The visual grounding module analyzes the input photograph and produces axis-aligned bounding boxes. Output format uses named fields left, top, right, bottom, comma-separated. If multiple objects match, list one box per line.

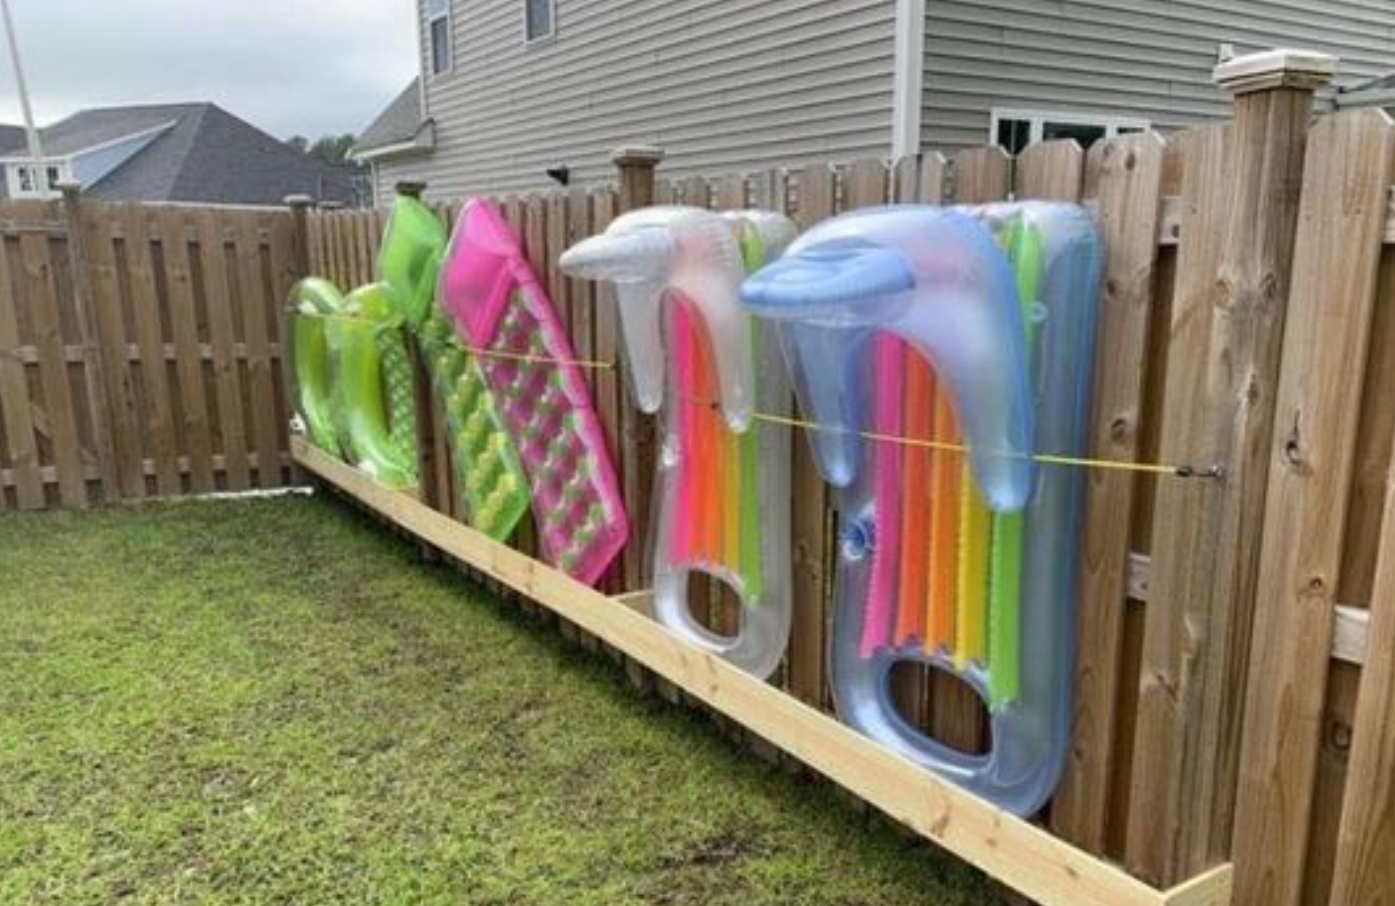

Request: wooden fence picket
left=232, top=213, right=283, bottom=488
left=0, top=230, right=44, bottom=508
left=196, top=209, right=251, bottom=492
left=1015, top=139, right=1086, bottom=202
left=160, top=207, right=217, bottom=493
left=784, top=162, right=835, bottom=710
left=11, top=224, right=83, bottom=507
left=120, top=205, right=182, bottom=496
left=1050, top=131, right=1168, bottom=853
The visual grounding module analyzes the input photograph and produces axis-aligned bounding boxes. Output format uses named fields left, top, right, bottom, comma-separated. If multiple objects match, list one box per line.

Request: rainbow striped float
left=742, top=202, right=1103, bottom=815
left=561, top=208, right=797, bottom=678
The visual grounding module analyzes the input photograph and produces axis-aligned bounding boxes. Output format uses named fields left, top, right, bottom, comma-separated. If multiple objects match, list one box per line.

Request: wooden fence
left=2, top=55, right=1392, bottom=906
left=306, top=75, right=1392, bottom=906
left=0, top=195, right=301, bottom=508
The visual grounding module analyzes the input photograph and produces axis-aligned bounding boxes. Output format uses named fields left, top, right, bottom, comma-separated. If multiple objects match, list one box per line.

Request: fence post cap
left=1214, top=48, right=1337, bottom=95
left=54, top=179, right=82, bottom=195
left=283, top=193, right=315, bottom=208
left=394, top=180, right=427, bottom=199
left=610, top=145, right=665, bottom=167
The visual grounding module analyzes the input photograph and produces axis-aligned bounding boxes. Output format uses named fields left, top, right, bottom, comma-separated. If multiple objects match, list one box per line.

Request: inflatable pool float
left=561, top=206, right=797, bottom=678
left=288, top=276, right=418, bottom=490
left=741, top=202, right=1103, bottom=815
left=287, top=192, right=531, bottom=538
left=381, top=196, right=531, bottom=540
left=439, top=199, right=627, bottom=585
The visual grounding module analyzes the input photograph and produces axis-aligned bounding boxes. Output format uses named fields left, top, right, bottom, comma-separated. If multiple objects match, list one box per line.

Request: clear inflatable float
left=560, top=206, right=798, bottom=679
left=741, top=202, right=1104, bottom=816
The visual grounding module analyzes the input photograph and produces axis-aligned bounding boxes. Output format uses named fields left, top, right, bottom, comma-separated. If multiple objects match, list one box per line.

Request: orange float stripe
left=925, top=386, right=960, bottom=654
left=894, top=352, right=934, bottom=646
left=694, top=324, right=722, bottom=564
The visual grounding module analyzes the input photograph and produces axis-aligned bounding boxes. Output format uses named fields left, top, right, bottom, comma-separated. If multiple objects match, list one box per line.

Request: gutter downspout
left=891, top=0, right=926, bottom=162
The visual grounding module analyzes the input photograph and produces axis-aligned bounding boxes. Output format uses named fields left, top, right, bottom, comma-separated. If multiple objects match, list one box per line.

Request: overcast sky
left=0, top=0, right=419, bottom=140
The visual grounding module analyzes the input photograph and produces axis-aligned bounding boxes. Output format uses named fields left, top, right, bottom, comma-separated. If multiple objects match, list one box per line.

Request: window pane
left=995, top=118, right=1031, bottom=155
left=1042, top=121, right=1107, bottom=148
left=431, top=17, right=450, bottom=74
left=46, top=166, right=61, bottom=186
left=526, top=0, right=552, bottom=39
left=18, top=167, right=34, bottom=192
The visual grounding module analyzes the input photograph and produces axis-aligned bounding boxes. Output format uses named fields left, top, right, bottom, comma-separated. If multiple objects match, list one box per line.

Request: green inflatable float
left=288, top=193, right=530, bottom=540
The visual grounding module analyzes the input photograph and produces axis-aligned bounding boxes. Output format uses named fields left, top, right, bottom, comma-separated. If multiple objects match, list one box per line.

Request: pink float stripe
left=861, top=334, right=905, bottom=657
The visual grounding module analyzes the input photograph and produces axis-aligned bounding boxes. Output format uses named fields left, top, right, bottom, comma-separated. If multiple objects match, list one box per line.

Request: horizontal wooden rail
left=0, top=452, right=290, bottom=490
left=1123, top=554, right=1368, bottom=665
left=294, top=436, right=1232, bottom=906
left=5, top=341, right=282, bottom=366
left=1121, top=187, right=1395, bottom=248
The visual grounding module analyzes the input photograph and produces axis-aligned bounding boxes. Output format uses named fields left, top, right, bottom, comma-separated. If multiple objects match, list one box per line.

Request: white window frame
left=523, top=0, right=556, bottom=44
left=423, top=0, right=453, bottom=79
left=989, top=107, right=1150, bottom=150
left=3, top=158, right=70, bottom=199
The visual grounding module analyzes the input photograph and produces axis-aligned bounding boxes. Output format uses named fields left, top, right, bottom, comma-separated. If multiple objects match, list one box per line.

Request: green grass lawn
left=0, top=495, right=995, bottom=905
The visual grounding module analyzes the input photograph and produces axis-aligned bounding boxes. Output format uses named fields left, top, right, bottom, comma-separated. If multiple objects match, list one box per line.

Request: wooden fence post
left=610, top=146, right=663, bottom=692
left=1125, top=49, right=1336, bottom=884
left=1228, top=108, right=1395, bottom=906
left=285, top=193, right=314, bottom=278
left=613, top=145, right=662, bottom=211
left=282, top=194, right=315, bottom=487
left=57, top=181, right=118, bottom=503
left=609, top=145, right=662, bottom=590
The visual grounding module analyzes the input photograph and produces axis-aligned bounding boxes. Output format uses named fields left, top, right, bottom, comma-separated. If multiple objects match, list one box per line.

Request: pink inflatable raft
left=438, top=199, right=628, bottom=586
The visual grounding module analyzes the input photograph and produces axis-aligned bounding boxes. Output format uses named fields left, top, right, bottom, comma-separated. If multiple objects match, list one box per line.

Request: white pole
left=891, top=0, right=926, bottom=163
left=1, top=0, right=46, bottom=173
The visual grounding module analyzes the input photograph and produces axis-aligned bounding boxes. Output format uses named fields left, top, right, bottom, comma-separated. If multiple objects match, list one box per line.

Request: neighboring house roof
left=0, top=103, right=362, bottom=206
left=19, top=105, right=186, bottom=157
left=0, top=124, right=24, bottom=155
left=352, top=79, right=435, bottom=161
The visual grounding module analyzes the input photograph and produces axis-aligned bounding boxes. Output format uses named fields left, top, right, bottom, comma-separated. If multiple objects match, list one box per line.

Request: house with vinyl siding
left=352, top=0, right=1395, bottom=204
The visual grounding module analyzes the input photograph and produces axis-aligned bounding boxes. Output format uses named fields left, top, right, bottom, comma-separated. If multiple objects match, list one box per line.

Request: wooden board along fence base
left=292, top=436, right=1232, bottom=906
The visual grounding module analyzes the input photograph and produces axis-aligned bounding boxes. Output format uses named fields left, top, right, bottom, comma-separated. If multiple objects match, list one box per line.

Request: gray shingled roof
left=354, top=79, right=427, bottom=154
left=2, top=103, right=361, bottom=206
left=0, top=124, right=24, bottom=155
left=18, top=105, right=188, bottom=156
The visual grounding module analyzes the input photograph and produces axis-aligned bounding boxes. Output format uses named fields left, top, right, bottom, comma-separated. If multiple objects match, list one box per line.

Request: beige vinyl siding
left=405, top=0, right=896, bottom=197
left=922, top=0, right=1395, bottom=150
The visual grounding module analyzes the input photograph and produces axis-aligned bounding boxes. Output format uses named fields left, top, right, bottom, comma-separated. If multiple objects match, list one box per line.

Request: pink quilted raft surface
left=439, top=200, right=628, bottom=586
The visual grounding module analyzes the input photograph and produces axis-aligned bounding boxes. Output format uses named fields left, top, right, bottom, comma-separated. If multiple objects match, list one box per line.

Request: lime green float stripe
left=325, top=315, right=417, bottom=491
left=419, top=308, right=531, bottom=542
left=292, top=313, right=340, bottom=452
left=288, top=278, right=347, bottom=454
left=376, top=326, right=419, bottom=468
left=987, top=219, right=1045, bottom=708
left=379, top=196, right=448, bottom=327
left=738, top=322, right=764, bottom=603
left=737, top=232, right=766, bottom=604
